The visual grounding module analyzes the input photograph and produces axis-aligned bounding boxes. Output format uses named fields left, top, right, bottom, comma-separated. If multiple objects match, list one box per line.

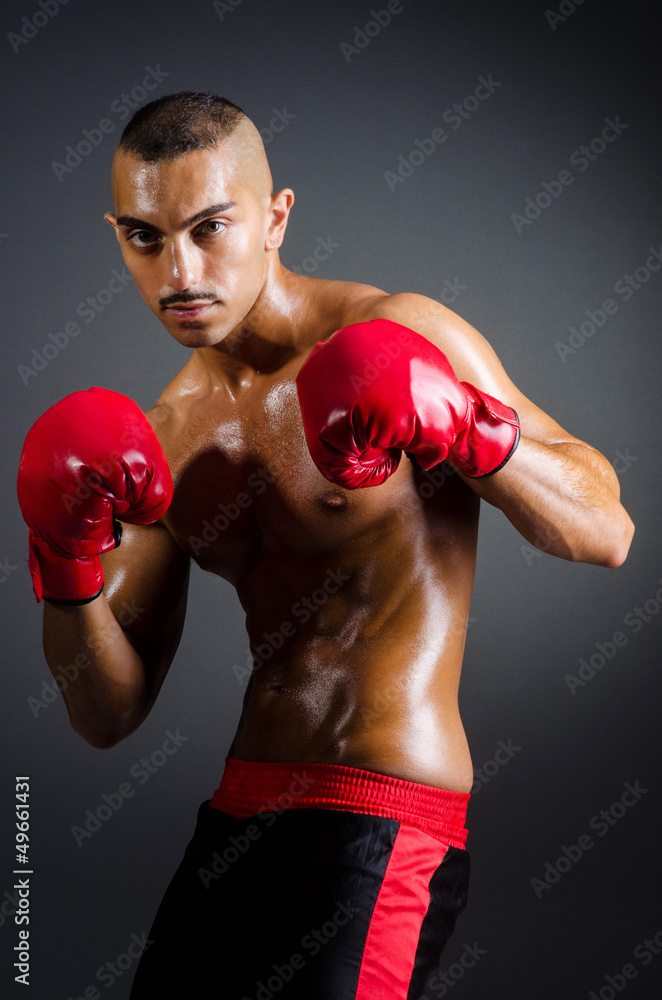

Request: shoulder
left=344, top=290, right=508, bottom=390
left=349, top=291, right=581, bottom=447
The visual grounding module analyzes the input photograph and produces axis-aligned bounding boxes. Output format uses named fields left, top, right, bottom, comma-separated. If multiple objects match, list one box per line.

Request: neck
left=196, top=259, right=305, bottom=390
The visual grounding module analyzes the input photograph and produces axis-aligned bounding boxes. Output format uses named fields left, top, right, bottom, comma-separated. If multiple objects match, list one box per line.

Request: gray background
left=1, top=0, right=661, bottom=997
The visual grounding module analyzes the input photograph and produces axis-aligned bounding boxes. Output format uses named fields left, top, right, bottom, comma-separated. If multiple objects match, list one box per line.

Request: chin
left=159, top=314, right=221, bottom=346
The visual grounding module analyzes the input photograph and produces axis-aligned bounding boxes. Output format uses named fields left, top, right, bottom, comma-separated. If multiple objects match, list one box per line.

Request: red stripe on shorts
left=355, top=824, right=450, bottom=999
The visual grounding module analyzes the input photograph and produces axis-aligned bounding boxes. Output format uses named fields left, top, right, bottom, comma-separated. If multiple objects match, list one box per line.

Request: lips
left=164, top=302, right=216, bottom=320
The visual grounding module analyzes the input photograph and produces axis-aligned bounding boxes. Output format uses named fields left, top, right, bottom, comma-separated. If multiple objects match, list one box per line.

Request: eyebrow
left=115, top=201, right=238, bottom=234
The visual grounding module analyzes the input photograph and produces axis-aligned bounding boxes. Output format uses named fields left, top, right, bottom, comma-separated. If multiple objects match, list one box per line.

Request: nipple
left=318, top=489, right=348, bottom=511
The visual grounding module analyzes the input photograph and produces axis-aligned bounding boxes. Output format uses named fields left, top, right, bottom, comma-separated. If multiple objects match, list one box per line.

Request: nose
left=165, top=236, right=202, bottom=291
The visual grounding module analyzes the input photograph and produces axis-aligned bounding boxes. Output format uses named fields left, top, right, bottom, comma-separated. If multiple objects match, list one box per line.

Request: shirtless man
left=17, top=92, right=634, bottom=998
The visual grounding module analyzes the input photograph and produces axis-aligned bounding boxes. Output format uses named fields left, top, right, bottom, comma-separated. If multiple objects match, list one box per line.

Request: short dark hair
left=117, top=91, right=247, bottom=162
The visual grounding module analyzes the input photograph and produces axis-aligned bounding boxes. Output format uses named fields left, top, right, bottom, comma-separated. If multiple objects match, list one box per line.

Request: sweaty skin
left=42, top=121, right=633, bottom=793
left=149, top=286, right=480, bottom=792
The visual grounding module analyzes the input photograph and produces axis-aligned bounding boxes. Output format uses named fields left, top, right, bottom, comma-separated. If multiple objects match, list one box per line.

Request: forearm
left=43, top=595, right=148, bottom=748
left=462, top=435, right=635, bottom=567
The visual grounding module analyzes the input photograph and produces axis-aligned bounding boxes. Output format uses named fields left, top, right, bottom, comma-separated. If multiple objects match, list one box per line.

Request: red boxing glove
left=296, top=318, right=520, bottom=488
left=17, top=387, right=173, bottom=604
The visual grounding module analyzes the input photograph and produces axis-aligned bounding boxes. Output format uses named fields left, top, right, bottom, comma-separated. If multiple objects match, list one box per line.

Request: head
left=104, top=92, right=294, bottom=348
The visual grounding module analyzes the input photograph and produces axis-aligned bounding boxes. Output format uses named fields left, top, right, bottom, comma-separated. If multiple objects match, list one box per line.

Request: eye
left=127, top=230, right=158, bottom=248
left=198, top=220, right=226, bottom=235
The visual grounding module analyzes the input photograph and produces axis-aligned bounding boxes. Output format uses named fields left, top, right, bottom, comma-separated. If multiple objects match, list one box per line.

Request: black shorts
left=129, top=758, right=470, bottom=999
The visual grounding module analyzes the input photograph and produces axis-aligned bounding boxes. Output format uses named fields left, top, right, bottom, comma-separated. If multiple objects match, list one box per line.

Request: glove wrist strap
left=450, top=383, right=521, bottom=478
left=27, top=520, right=121, bottom=604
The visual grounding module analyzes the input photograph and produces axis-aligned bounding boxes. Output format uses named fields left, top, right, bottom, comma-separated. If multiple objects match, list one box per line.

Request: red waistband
left=209, top=757, right=469, bottom=849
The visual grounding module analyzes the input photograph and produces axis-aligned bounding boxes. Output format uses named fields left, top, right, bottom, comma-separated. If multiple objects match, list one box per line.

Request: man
left=17, top=92, right=634, bottom=998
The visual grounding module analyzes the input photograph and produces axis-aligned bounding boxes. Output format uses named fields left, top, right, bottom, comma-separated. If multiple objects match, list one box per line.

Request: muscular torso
left=155, top=280, right=479, bottom=791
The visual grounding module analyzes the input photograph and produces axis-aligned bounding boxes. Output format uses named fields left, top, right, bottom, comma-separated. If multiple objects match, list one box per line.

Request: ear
left=265, top=188, right=294, bottom=250
left=104, top=212, right=121, bottom=242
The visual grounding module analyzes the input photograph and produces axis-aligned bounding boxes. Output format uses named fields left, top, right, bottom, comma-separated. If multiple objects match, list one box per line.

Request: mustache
left=160, top=291, right=218, bottom=307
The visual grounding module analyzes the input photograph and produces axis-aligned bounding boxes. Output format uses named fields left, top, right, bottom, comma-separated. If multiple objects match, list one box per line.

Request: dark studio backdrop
left=1, top=0, right=660, bottom=997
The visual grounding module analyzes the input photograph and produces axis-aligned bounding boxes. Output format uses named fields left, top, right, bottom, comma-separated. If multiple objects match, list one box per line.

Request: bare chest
left=160, top=373, right=419, bottom=584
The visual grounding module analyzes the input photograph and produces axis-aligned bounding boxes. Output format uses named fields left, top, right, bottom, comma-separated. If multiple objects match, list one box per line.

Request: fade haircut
left=117, top=91, right=248, bottom=162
